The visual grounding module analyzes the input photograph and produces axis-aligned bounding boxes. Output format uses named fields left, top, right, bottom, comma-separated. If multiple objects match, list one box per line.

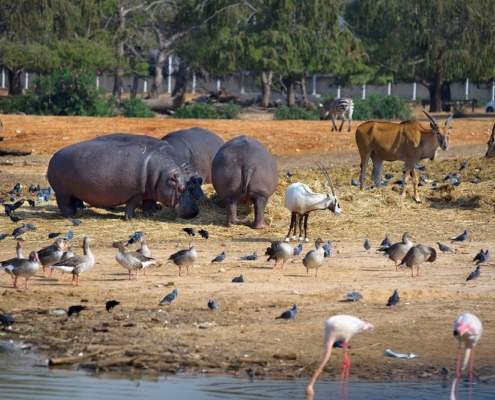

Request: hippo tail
left=241, top=167, right=255, bottom=198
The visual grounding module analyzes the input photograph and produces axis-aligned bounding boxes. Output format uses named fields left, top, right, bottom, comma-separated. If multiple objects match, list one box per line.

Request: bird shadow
left=360, top=268, right=388, bottom=272
left=284, top=274, right=308, bottom=278
left=231, top=237, right=274, bottom=243
left=249, top=266, right=273, bottom=270
left=338, top=300, right=360, bottom=303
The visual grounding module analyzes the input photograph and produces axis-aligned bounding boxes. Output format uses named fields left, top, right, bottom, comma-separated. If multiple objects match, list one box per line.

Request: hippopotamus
left=211, top=135, right=278, bottom=228
left=92, top=133, right=205, bottom=202
left=161, top=127, right=224, bottom=184
left=47, top=138, right=200, bottom=220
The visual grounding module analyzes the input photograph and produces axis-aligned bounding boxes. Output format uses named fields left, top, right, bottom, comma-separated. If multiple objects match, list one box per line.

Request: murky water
left=1, top=341, right=493, bottom=399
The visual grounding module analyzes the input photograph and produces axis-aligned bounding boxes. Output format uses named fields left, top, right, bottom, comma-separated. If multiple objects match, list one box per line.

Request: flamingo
left=453, top=313, right=483, bottom=382
left=306, top=315, right=374, bottom=397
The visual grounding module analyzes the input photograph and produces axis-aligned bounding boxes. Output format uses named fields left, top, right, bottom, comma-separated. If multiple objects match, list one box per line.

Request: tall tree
left=347, top=0, right=495, bottom=112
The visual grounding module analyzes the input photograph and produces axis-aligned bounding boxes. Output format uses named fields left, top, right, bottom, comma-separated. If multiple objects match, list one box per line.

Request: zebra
left=319, top=97, right=354, bottom=132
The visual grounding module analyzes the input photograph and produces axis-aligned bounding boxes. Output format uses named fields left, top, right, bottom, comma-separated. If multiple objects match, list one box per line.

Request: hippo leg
left=141, top=200, right=156, bottom=217
left=225, top=197, right=237, bottom=227
left=55, top=193, right=77, bottom=217
left=125, top=194, right=144, bottom=220
left=252, top=196, right=267, bottom=229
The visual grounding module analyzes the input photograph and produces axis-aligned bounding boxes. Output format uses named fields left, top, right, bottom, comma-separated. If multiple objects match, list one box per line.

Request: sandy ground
left=0, top=112, right=495, bottom=386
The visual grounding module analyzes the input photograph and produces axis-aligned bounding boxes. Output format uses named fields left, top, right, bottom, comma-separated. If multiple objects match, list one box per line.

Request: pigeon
left=12, top=224, right=28, bottom=239
left=322, top=240, right=332, bottom=251
left=381, top=234, right=392, bottom=247
left=324, top=247, right=332, bottom=258
left=0, top=313, right=15, bottom=329
left=159, top=288, right=178, bottom=305
left=25, top=224, right=37, bottom=231
left=9, top=215, right=23, bottom=223
left=450, top=174, right=460, bottom=186
left=198, top=229, right=209, bottom=240
left=293, top=243, right=303, bottom=256
left=105, top=300, right=120, bottom=312
left=386, top=289, right=400, bottom=308
left=240, top=252, right=258, bottom=260
left=0, top=233, right=8, bottom=241
left=343, top=292, right=363, bottom=302
left=211, top=251, right=226, bottom=263
left=126, top=231, right=144, bottom=246
left=466, top=266, right=480, bottom=281
left=437, top=242, right=453, bottom=253
left=377, top=243, right=393, bottom=252
left=419, top=174, right=434, bottom=184
left=67, top=305, right=87, bottom=317
left=393, top=178, right=404, bottom=185
left=384, top=173, right=394, bottom=180
left=48, top=232, right=61, bottom=239
left=63, top=231, right=74, bottom=241
left=459, top=161, right=468, bottom=171
left=275, top=304, right=297, bottom=322
left=27, top=199, right=36, bottom=207
left=471, top=178, right=482, bottom=184
left=443, top=172, right=453, bottom=181
left=28, top=184, right=40, bottom=193
left=351, top=179, right=360, bottom=186
left=364, top=238, right=371, bottom=251
left=451, top=230, right=467, bottom=243
left=232, top=274, right=244, bottom=283
left=475, top=250, right=490, bottom=266
left=183, top=227, right=195, bottom=236
left=208, top=299, right=218, bottom=310
left=472, top=249, right=485, bottom=263
left=415, top=163, right=426, bottom=171
left=287, top=171, right=293, bottom=177
left=69, top=218, right=82, bottom=226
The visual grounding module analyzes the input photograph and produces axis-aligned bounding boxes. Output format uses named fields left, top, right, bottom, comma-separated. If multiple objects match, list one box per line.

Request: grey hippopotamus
left=47, top=138, right=199, bottom=220
left=211, top=135, right=278, bottom=228
left=161, top=127, right=224, bottom=184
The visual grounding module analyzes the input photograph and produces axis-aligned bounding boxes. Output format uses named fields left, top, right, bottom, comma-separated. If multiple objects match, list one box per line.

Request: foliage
left=173, top=103, right=218, bottom=119
left=353, top=94, right=412, bottom=120
left=274, top=105, right=319, bottom=120
left=218, top=101, right=242, bottom=119
left=120, top=96, right=155, bottom=118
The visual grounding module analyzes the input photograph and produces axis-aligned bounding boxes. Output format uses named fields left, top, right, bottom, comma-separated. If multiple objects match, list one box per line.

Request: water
left=1, top=341, right=493, bottom=399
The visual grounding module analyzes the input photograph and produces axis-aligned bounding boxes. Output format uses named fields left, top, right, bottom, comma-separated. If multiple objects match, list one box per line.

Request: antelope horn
left=445, top=113, right=454, bottom=129
left=422, top=110, right=439, bottom=129
left=315, top=161, right=336, bottom=197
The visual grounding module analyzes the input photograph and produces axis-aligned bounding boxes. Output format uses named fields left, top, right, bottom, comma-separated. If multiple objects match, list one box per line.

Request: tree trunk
left=130, top=75, right=139, bottom=98
left=143, top=88, right=185, bottom=112
left=260, top=71, right=272, bottom=107
left=286, top=72, right=296, bottom=107
left=440, top=81, right=451, bottom=112
left=7, top=69, right=23, bottom=95
left=299, top=76, right=308, bottom=104
left=172, top=61, right=189, bottom=96
left=112, top=7, right=127, bottom=102
left=150, top=27, right=167, bottom=99
left=428, top=72, right=442, bottom=112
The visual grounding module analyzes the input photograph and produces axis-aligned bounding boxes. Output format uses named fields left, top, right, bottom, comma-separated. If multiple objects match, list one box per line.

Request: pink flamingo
left=453, top=313, right=483, bottom=382
left=306, top=315, right=374, bottom=397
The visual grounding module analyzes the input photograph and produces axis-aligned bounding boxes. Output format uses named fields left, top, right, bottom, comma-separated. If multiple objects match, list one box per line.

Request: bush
left=120, top=96, right=155, bottom=118
left=173, top=103, right=218, bottom=119
left=274, top=105, right=319, bottom=120
left=218, top=101, right=242, bottom=119
left=353, top=94, right=412, bottom=120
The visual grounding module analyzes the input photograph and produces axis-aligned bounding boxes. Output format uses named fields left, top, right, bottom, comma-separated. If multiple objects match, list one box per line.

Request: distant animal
left=0, top=313, right=15, bottom=330
left=293, top=243, right=303, bottom=256
left=459, top=161, right=468, bottom=171
left=351, top=178, right=360, bottom=186
left=475, top=250, right=490, bottom=266
left=306, top=315, right=374, bottom=397
left=437, top=242, right=453, bottom=253
left=25, top=224, right=37, bottom=231
left=384, top=173, right=393, bottom=180
left=167, top=241, right=196, bottom=277
left=265, top=241, right=293, bottom=269
left=12, top=224, right=28, bottom=239
left=287, top=171, right=293, bottom=177
left=0, top=233, right=8, bottom=241
left=443, top=172, right=454, bottom=181
left=380, top=234, right=392, bottom=247
left=0, top=251, right=40, bottom=289
left=319, top=97, right=354, bottom=132
left=453, top=313, right=482, bottom=383
left=232, top=274, right=244, bottom=283
left=48, top=232, right=61, bottom=239
left=240, top=252, right=258, bottom=261
left=68, top=305, right=87, bottom=317
left=211, top=251, right=226, bottom=263
left=211, top=135, right=278, bottom=228
left=198, top=229, right=209, bottom=239
left=415, top=163, right=426, bottom=171
left=485, top=123, right=495, bottom=158
left=451, top=230, right=467, bottom=243
left=302, top=238, right=325, bottom=277
left=284, top=162, right=342, bottom=243
left=208, top=299, right=218, bottom=310
left=159, top=288, right=178, bottom=305
left=355, top=111, right=452, bottom=203
left=183, top=227, right=195, bottom=237
left=112, top=242, right=155, bottom=280
left=397, top=244, right=437, bottom=277
left=106, top=300, right=120, bottom=312
left=383, top=232, right=415, bottom=271
left=343, top=292, right=363, bottom=302
left=27, top=199, right=36, bottom=207
left=9, top=215, right=23, bottom=223
left=70, top=218, right=82, bottom=226
left=364, top=238, right=371, bottom=251
left=64, top=230, right=73, bottom=241
left=386, top=289, right=400, bottom=308
left=275, top=304, right=297, bottom=322
left=466, top=266, right=481, bottom=281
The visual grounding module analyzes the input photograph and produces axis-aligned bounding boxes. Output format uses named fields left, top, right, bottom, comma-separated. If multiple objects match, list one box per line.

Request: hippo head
left=156, top=171, right=199, bottom=219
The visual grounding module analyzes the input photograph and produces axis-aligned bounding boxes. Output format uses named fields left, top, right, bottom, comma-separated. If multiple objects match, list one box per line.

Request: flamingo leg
left=338, top=343, right=351, bottom=398
left=306, top=341, right=334, bottom=396
left=455, top=343, right=462, bottom=379
left=468, top=347, right=475, bottom=384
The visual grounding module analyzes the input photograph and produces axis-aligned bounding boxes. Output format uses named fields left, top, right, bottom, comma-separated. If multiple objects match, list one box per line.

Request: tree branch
left=376, top=62, right=430, bottom=88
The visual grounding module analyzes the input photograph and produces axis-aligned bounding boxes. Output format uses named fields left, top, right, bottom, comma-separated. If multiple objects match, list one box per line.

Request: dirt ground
left=1, top=110, right=495, bottom=386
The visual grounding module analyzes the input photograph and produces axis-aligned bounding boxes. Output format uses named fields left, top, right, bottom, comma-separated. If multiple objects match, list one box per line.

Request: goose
left=37, top=238, right=64, bottom=277
left=302, top=238, right=325, bottom=277
left=0, top=251, right=40, bottom=289
left=265, top=241, right=293, bottom=269
left=383, top=232, right=416, bottom=271
left=51, top=236, right=95, bottom=286
left=397, top=244, right=436, bottom=277
left=50, top=242, right=76, bottom=281
left=112, top=241, right=155, bottom=280
left=136, top=235, right=153, bottom=275
left=167, top=241, right=197, bottom=277
left=1, top=240, right=24, bottom=281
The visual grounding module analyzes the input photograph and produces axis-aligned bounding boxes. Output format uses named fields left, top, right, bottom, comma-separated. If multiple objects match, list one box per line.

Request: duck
left=167, top=241, right=197, bottom=277
left=37, top=238, right=65, bottom=277
left=51, top=236, right=95, bottom=286
left=302, top=238, right=325, bottom=277
left=383, top=232, right=416, bottom=271
left=265, top=241, right=293, bottom=269
left=112, top=241, right=156, bottom=280
left=397, top=244, right=436, bottom=277
left=0, top=251, right=40, bottom=289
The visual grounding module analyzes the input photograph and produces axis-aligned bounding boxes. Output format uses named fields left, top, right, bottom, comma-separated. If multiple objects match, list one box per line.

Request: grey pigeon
left=476, top=250, right=490, bottom=265
left=25, top=224, right=37, bottom=231
left=386, top=289, right=400, bottom=308
left=381, top=234, right=392, bottom=247
left=343, top=292, right=363, bottom=302
left=69, top=218, right=82, bottom=226
left=384, top=173, right=393, bottom=180
left=443, top=172, right=453, bottom=181
left=364, top=238, right=371, bottom=251
left=64, top=230, right=73, bottom=241
left=466, top=266, right=480, bottom=281
left=287, top=171, right=293, bottom=177
left=12, top=224, right=27, bottom=239
left=471, top=178, right=481, bottom=184
left=377, top=243, right=393, bottom=252
left=275, top=304, right=297, bottom=322
left=415, top=163, right=426, bottom=171
left=293, top=243, right=303, bottom=256
left=208, top=299, right=218, bottom=310
left=232, top=274, right=244, bottom=283
left=451, top=230, right=467, bottom=243
left=450, top=174, right=460, bottom=186
left=211, top=251, right=225, bottom=263
left=351, top=179, right=360, bottom=186
left=473, top=249, right=485, bottom=263
left=126, top=231, right=144, bottom=246
left=0, top=233, right=8, bottom=241
left=159, top=288, right=178, bottom=305
left=0, top=313, right=15, bottom=329
left=437, top=242, right=453, bottom=253
left=322, top=240, right=332, bottom=251
left=240, top=252, right=258, bottom=260
left=459, top=161, right=468, bottom=171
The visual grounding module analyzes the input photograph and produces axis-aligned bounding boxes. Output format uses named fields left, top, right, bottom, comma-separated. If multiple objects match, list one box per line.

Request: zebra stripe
left=320, top=97, right=354, bottom=132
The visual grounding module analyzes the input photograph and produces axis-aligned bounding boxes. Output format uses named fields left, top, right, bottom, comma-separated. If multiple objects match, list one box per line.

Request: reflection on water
left=1, top=341, right=494, bottom=399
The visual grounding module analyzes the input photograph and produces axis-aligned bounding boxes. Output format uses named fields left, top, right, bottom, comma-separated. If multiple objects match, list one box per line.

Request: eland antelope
left=284, top=162, right=341, bottom=243
left=356, top=110, right=453, bottom=203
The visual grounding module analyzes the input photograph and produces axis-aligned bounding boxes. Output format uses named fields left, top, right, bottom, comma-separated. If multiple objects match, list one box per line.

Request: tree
left=346, top=0, right=495, bottom=112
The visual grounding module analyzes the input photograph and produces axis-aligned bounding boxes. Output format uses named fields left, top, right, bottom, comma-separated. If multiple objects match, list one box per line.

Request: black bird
left=9, top=215, right=23, bottom=223
left=13, top=199, right=24, bottom=209
left=48, top=232, right=61, bottom=239
left=27, top=199, right=36, bottom=207
left=0, top=313, right=15, bottom=329
left=451, top=230, right=467, bottom=243
left=437, top=242, right=453, bottom=253
left=68, top=305, right=87, bottom=317
left=105, top=300, right=120, bottom=312
left=28, top=184, right=40, bottom=193
left=4, top=204, right=12, bottom=216
left=232, top=274, right=244, bottom=283
left=69, top=218, right=82, bottom=226
left=384, top=173, right=394, bottom=180
left=12, top=224, right=27, bottom=239
left=287, top=171, right=293, bottom=177
left=473, top=249, right=485, bottom=263
left=386, top=289, right=400, bottom=308
left=183, top=227, right=195, bottom=236
left=9, top=197, right=16, bottom=202
left=443, top=172, right=453, bottom=181
left=466, top=266, right=481, bottom=282
left=459, top=161, right=468, bottom=171
left=0, top=233, right=8, bottom=241
left=198, top=229, right=209, bottom=240
left=364, top=238, right=371, bottom=251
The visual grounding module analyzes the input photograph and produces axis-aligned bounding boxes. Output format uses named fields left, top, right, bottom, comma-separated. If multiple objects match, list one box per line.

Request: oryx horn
left=315, top=161, right=336, bottom=197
